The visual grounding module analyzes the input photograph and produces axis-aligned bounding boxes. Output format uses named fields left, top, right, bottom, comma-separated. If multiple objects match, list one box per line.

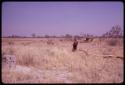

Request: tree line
left=3, top=25, right=123, bottom=38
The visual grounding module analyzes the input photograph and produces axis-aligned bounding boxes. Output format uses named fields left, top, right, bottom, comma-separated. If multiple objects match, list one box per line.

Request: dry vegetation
left=2, top=37, right=123, bottom=83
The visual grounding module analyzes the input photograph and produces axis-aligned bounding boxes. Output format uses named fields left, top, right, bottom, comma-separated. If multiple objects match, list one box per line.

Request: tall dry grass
left=2, top=38, right=123, bottom=83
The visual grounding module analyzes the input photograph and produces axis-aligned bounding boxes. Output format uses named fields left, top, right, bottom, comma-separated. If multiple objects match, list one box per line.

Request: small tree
left=102, top=25, right=123, bottom=38
left=32, top=33, right=36, bottom=38
left=65, top=34, right=72, bottom=38
left=45, top=35, right=50, bottom=38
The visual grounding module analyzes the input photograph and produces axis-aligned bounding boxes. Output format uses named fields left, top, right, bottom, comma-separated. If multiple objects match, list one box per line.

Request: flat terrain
left=2, top=38, right=123, bottom=83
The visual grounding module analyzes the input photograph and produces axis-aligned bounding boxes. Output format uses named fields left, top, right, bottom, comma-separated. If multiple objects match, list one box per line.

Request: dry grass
left=1, top=38, right=123, bottom=83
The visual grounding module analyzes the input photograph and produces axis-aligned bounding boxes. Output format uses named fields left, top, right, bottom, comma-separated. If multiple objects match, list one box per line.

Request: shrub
left=8, top=41, right=14, bottom=45
left=47, top=40, right=54, bottom=45
left=107, top=39, right=118, bottom=46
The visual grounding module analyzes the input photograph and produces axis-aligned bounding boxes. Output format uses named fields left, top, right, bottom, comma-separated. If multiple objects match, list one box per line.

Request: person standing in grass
left=72, top=38, right=78, bottom=52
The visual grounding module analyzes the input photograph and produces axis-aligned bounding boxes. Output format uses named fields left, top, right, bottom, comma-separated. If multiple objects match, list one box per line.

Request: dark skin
left=72, top=39, right=78, bottom=52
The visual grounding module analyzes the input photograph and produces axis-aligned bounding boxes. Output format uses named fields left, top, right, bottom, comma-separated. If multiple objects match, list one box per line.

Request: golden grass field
left=2, top=37, right=124, bottom=83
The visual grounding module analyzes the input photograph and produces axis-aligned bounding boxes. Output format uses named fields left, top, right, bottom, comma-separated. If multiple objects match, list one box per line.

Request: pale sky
left=2, top=2, right=123, bottom=37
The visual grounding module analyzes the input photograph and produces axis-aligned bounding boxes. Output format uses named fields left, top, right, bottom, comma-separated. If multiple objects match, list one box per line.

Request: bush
left=107, top=39, right=118, bottom=46
left=8, top=41, right=14, bottom=45
left=47, top=40, right=54, bottom=45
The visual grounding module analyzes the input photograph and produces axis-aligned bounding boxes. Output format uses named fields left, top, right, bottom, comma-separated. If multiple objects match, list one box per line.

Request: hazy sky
left=2, top=2, right=123, bottom=37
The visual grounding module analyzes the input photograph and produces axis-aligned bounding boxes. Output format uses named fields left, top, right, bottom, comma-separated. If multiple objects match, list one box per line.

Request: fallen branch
left=116, top=56, right=123, bottom=59
left=103, top=55, right=123, bottom=60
